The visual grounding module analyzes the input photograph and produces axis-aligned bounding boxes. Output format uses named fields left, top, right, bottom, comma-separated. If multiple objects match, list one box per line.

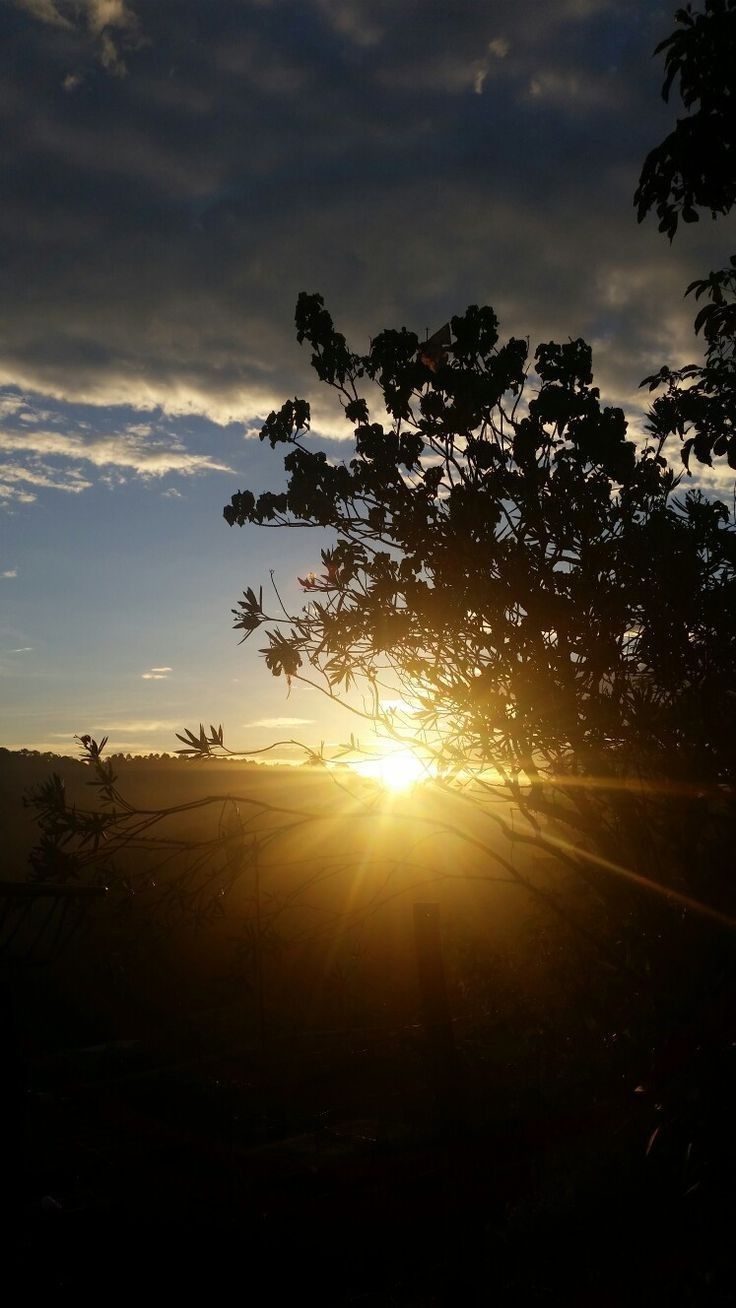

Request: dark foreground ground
left=2, top=753, right=734, bottom=1303
left=5, top=975, right=734, bottom=1306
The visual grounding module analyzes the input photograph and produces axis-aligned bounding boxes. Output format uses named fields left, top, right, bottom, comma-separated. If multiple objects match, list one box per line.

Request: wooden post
left=413, top=902, right=458, bottom=1127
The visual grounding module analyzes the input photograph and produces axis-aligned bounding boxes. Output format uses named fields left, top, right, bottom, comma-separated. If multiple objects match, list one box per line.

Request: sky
left=1, top=0, right=733, bottom=757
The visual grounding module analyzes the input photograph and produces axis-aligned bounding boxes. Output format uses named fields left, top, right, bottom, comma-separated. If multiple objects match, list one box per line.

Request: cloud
left=14, top=0, right=143, bottom=76
left=244, top=717, right=314, bottom=729
left=91, top=718, right=177, bottom=733
left=2, top=568, right=18, bottom=578
left=14, top=1, right=72, bottom=30
left=526, top=68, right=615, bottom=107
left=380, top=698, right=417, bottom=715
left=0, top=461, right=92, bottom=493
left=0, top=485, right=36, bottom=504
left=0, top=429, right=231, bottom=478
left=0, top=0, right=726, bottom=446
left=0, top=395, right=26, bottom=418
left=46, top=723, right=177, bottom=753
left=86, top=0, right=137, bottom=38
left=474, top=39, right=510, bottom=95
left=150, top=666, right=172, bottom=673
left=0, top=392, right=235, bottom=503
left=488, top=37, right=510, bottom=59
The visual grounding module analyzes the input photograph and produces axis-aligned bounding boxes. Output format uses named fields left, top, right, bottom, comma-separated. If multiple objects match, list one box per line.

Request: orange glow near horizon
left=351, top=748, right=433, bottom=792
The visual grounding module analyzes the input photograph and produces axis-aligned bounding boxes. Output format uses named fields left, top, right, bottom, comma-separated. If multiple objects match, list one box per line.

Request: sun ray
left=351, top=749, right=433, bottom=792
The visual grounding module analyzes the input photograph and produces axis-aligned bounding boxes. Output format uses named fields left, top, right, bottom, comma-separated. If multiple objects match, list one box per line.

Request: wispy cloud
left=474, top=38, right=510, bottom=95
left=150, top=666, right=172, bottom=673
left=0, top=395, right=25, bottom=418
left=14, top=0, right=144, bottom=76
left=526, top=67, right=615, bottom=108
left=244, top=717, right=314, bottom=729
left=2, top=568, right=18, bottom=578
left=0, top=485, right=36, bottom=504
left=0, top=394, right=235, bottom=506
left=86, top=718, right=177, bottom=733
left=0, top=429, right=231, bottom=479
left=0, top=461, right=92, bottom=493
left=14, top=1, right=72, bottom=30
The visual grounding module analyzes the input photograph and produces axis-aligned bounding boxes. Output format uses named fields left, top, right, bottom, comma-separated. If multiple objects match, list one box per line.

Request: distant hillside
left=0, top=747, right=318, bottom=880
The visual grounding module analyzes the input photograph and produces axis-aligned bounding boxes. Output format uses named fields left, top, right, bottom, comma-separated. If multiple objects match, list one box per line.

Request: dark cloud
left=0, top=0, right=731, bottom=431
left=13, top=0, right=143, bottom=74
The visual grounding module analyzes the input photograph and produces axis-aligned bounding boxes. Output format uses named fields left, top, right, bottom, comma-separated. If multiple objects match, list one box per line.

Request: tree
left=635, top=0, right=736, bottom=238
left=636, top=0, right=736, bottom=469
left=224, top=293, right=736, bottom=932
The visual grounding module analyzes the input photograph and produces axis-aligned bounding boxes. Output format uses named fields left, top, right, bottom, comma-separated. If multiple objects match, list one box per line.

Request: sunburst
left=353, top=749, right=431, bottom=792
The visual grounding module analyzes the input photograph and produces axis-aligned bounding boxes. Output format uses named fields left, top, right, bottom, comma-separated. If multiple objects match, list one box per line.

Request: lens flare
left=353, top=749, right=431, bottom=792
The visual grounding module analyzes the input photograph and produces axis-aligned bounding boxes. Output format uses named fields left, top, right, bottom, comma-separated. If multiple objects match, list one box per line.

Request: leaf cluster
left=175, top=722, right=226, bottom=757
left=635, top=2, right=736, bottom=468
left=642, top=257, right=736, bottom=469
left=635, top=0, right=736, bottom=239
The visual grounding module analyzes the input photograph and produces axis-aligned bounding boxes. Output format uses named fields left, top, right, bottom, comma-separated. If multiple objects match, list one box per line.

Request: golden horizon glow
left=351, top=748, right=433, bottom=792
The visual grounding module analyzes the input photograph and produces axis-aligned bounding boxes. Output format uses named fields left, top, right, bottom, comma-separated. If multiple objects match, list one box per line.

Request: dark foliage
left=636, top=1, right=736, bottom=469
left=635, top=0, right=736, bottom=239
left=641, top=257, right=736, bottom=471
left=23, top=734, right=267, bottom=930
left=225, top=294, right=736, bottom=943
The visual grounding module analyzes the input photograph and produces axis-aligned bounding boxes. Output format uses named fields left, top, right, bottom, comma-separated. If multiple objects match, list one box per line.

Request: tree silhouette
left=26, top=2, right=736, bottom=964
left=636, top=0, right=736, bottom=469
left=635, top=0, right=736, bottom=238
left=225, top=294, right=736, bottom=928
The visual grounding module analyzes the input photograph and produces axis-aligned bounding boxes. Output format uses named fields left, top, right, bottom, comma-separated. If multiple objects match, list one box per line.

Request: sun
left=353, top=749, right=430, bottom=792
left=378, top=750, right=428, bottom=791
